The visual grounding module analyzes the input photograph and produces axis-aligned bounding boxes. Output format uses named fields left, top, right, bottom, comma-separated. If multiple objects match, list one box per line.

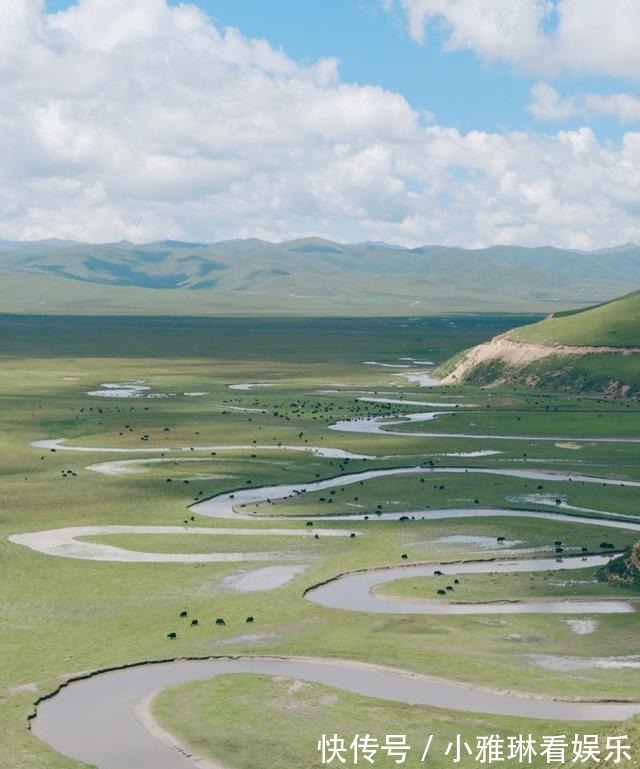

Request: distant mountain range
left=1, top=237, right=639, bottom=315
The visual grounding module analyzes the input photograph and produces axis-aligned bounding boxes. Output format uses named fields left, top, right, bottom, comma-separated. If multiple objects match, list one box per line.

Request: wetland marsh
left=1, top=314, right=639, bottom=769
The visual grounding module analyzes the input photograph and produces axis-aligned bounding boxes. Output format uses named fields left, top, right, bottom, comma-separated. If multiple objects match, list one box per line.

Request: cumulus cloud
left=529, top=83, right=640, bottom=123
left=1, top=0, right=640, bottom=248
left=397, top=0, right=551, bottom=66
left=394, top=0, right=640, bottom=78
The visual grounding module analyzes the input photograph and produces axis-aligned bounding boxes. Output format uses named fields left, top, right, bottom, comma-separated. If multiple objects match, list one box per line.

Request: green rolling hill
left=510, top=289, right=640, bottom=347
left=1, top=238, right=640, bottom=315
left=440, top=290, right=640, bottom=396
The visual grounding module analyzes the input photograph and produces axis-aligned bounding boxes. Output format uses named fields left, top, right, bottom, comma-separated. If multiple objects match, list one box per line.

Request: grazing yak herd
left=168, top=613, right=255, bottom=640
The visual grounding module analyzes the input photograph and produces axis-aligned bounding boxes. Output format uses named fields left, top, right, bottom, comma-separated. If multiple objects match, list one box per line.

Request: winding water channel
left=23, top=396, right=640, bottom=768
left=191, top=464, right=640, bottom=521
left=330, top=409, right=640, bottom=443
left=9, top=525, right=356, bottom=563
left=305, top=554, right=639, bottom=615
left=32, top=655, right=640, bottom=769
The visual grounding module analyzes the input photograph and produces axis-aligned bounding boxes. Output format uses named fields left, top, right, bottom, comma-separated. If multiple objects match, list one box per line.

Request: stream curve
left=32, top=655, right=640, bottom=769
left=23, top=395, right=640, bottom=768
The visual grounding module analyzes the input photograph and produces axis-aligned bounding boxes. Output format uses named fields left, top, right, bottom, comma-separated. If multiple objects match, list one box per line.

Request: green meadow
left=511, top=289, right=640, bottom=348
left=153, top=674, right=613, bottom=769
left=376, top=566, right=639, bottom=602
left=1, top=313, right=639, bottom=768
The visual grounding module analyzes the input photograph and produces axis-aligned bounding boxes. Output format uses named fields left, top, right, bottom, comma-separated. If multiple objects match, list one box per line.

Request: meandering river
left=32, top=655, right=640, bottom=769
left=23, top=395, right=640, bottom=768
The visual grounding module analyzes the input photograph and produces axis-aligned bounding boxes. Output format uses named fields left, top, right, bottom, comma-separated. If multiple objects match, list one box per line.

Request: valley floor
left=1, top=314, right=639, bottom=769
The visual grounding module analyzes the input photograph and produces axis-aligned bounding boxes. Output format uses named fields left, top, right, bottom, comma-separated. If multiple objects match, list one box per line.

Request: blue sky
left=44, top=0, right=639, bottom=141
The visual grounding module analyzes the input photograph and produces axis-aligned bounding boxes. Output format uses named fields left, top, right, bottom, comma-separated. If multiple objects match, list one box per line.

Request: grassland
left=0, top=313, right=639, bottom=768
left=511, top=289, right=640, bottom=347
left=376, top=566, right=638, bottom=602
left=154, top=674, right=612, bottom=769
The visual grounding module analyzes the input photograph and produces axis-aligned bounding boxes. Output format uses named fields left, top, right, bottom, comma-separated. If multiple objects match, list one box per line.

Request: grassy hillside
left=443, top=349, right=640, bottom=397
left=1, top=238, right=640, bottom=315
left=439, top=289, right=640, bottom=396
left=510, top=290, right=640, bottom=347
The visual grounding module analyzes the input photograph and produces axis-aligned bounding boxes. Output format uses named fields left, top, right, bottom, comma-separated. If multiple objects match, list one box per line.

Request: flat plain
left=1, top=313, right=639, bottom=769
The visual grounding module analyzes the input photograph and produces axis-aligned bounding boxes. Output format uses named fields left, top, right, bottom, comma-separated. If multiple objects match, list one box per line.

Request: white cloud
left=395, top=0, right=640, bottom=78
left=1, top=0, right=640, bottom=248
left=398, top=0, right=551, bottom=65
left=530, top=83, right=640, bottom=123
left=528, top=83, right=577, bottom=121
